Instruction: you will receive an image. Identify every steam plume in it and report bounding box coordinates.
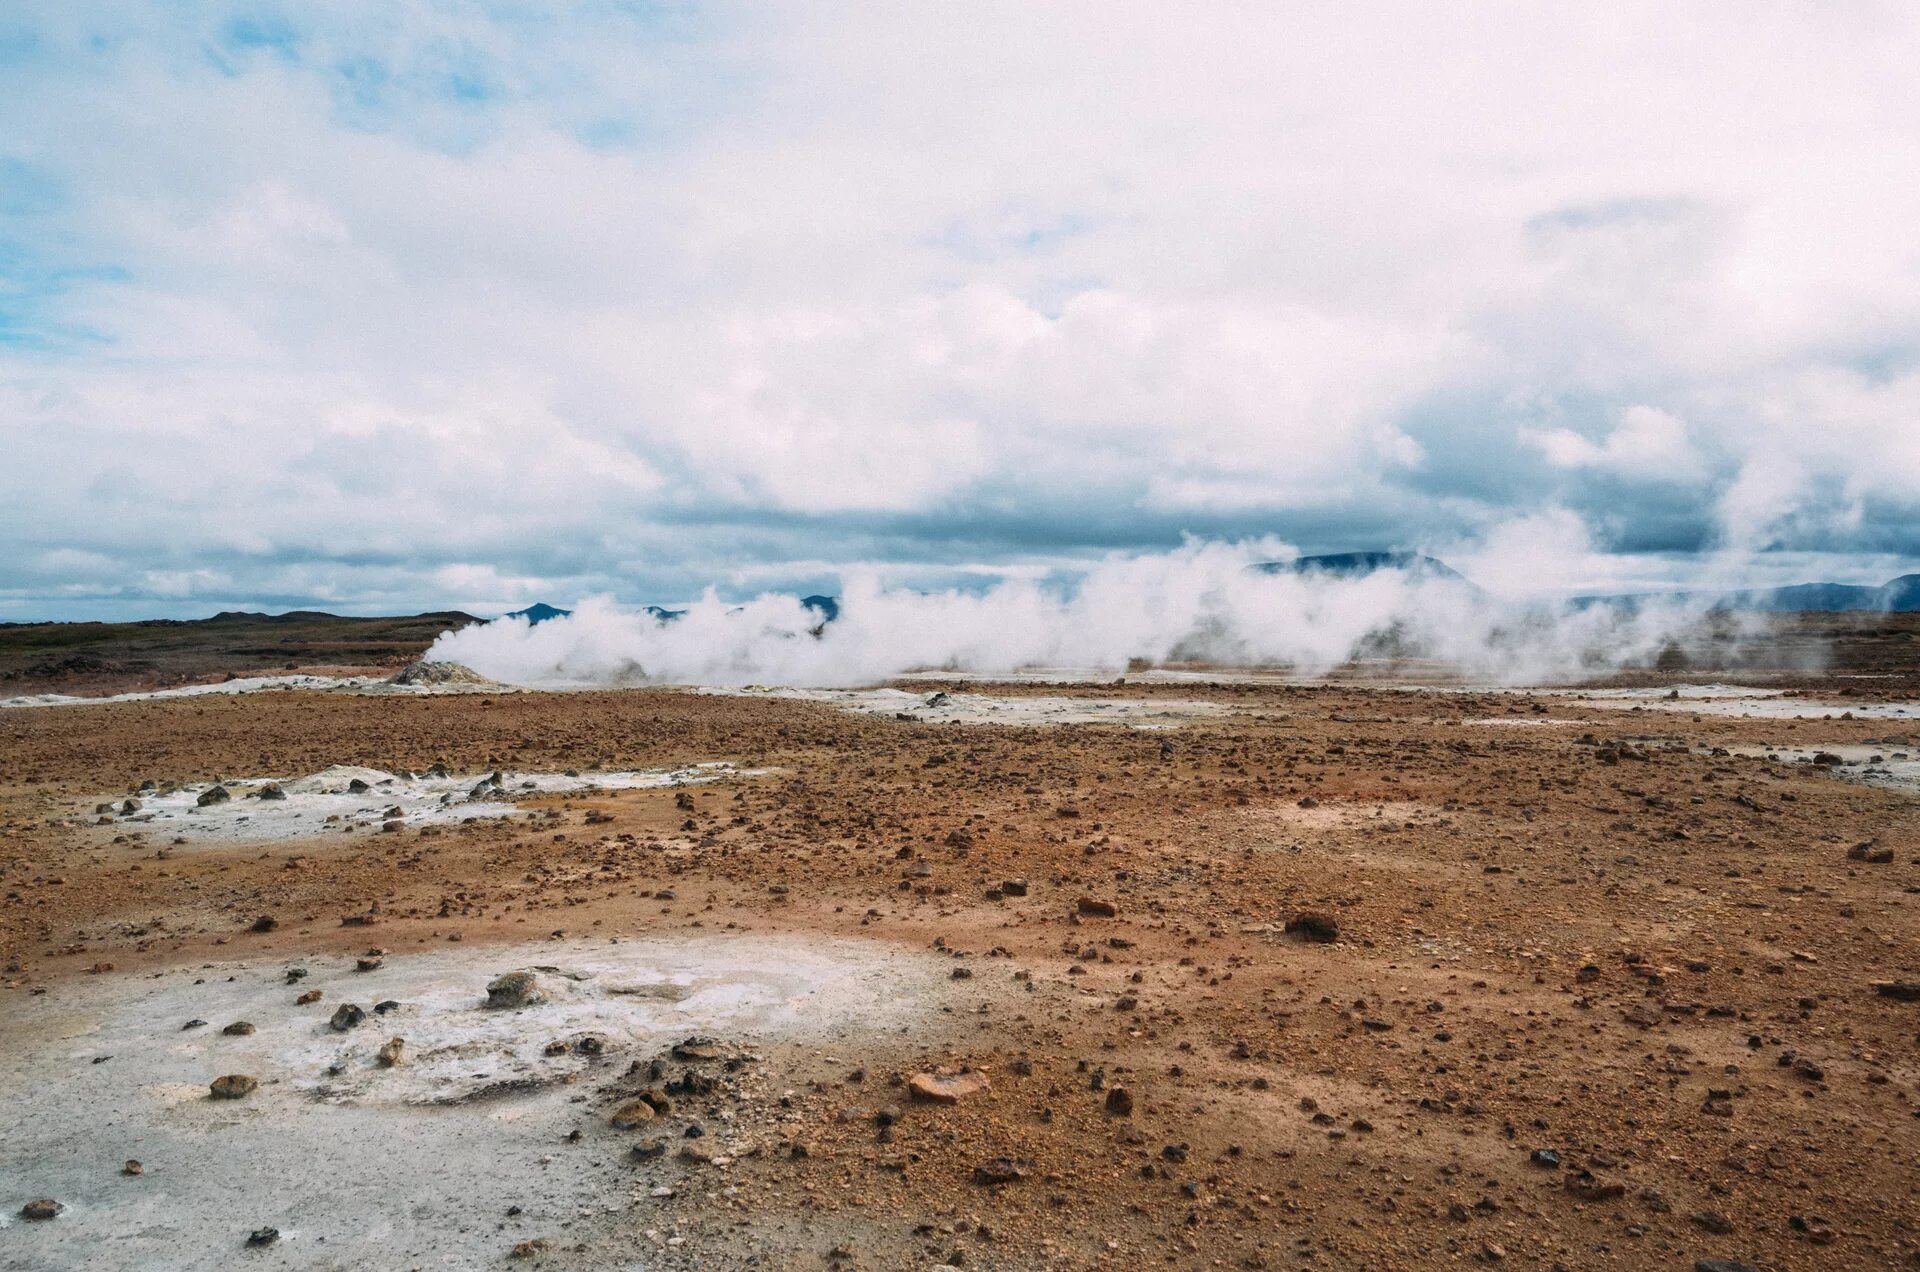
[426,539,1743,688]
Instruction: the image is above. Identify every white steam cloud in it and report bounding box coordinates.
[426,539,1746,689]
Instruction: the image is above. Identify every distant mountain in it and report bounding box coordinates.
[1251,551,1470,583]
[1578,573,1920,613]
[504,602,571,624]
[194,609,479,625]
[1885,575,1920,609]
[639,594,838,626]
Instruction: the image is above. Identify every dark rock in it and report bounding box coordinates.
[246,1228,279,1247]
[209,1074,257,1099]
[672,1036,723,1061]
[329,1003,366,1031]
[972,1156,1027,1185]
[1563,1170,1624,1201]
[20,1199,62,1220]
[1285,911,1340,942]
[486,971,543,1009]
[197,785,231,807]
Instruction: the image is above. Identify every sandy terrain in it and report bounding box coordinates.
[2,674,1918,1271]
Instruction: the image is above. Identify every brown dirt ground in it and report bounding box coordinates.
[3,678,1919,1270]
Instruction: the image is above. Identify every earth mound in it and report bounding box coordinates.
[388,660,496,687]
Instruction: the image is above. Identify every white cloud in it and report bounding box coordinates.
[0,2,1917,616]
[1524,406,1705,481]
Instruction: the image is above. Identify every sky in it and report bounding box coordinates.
[3,1,1919,621]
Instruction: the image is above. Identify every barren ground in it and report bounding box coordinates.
[2,668,1918,1271]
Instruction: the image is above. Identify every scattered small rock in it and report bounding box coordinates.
[486,971,544,1009]
[972,1156,1027,1185]
[909,1069,990,1104]
[1285,911,1340,943]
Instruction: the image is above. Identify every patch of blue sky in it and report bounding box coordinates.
[0,240,125,352]
[0,157,65,218]
[203,11,301,76]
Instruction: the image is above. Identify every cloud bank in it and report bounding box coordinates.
[2,3,1919,618]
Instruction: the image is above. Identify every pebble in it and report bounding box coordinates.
[20,1199,62,1220]
[1284,911,1340,942]
[972,1157,1027,1185]
[329,1003,366,1031]
[908,1069,990,1104]
[486,971,543,1009]
[209,1074,258,1099]
[611,1100,657,1128]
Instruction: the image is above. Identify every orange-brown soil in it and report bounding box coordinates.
[3,680,1918,1270]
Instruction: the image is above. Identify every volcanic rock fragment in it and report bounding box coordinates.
[486,971,544,1009]
[1285,911,1340,943]
[908,1069,990,1104]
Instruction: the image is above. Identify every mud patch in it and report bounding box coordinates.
[1254,799,1438,833]
[1557,683,1919,720]
[80,762,765,845]
[702,685,1235,728]
[0,934,962,1271]
[1718,742,1920,797]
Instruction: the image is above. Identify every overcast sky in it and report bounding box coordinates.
[4,2,1919,620]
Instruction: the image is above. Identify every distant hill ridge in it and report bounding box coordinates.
[1251,551,1469,582]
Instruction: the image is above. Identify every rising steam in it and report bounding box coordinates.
[426,539,1751,688]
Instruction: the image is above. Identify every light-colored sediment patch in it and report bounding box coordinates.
[0,934,962,1271]
[1246,799,1438,834]
[700,685,1236,728]
[1717,743,1920,797]
[81,763,764,845]
[2,672,513,709]
[1553,683,1919,720]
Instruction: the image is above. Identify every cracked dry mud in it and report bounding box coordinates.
[1,676,1917,1271]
